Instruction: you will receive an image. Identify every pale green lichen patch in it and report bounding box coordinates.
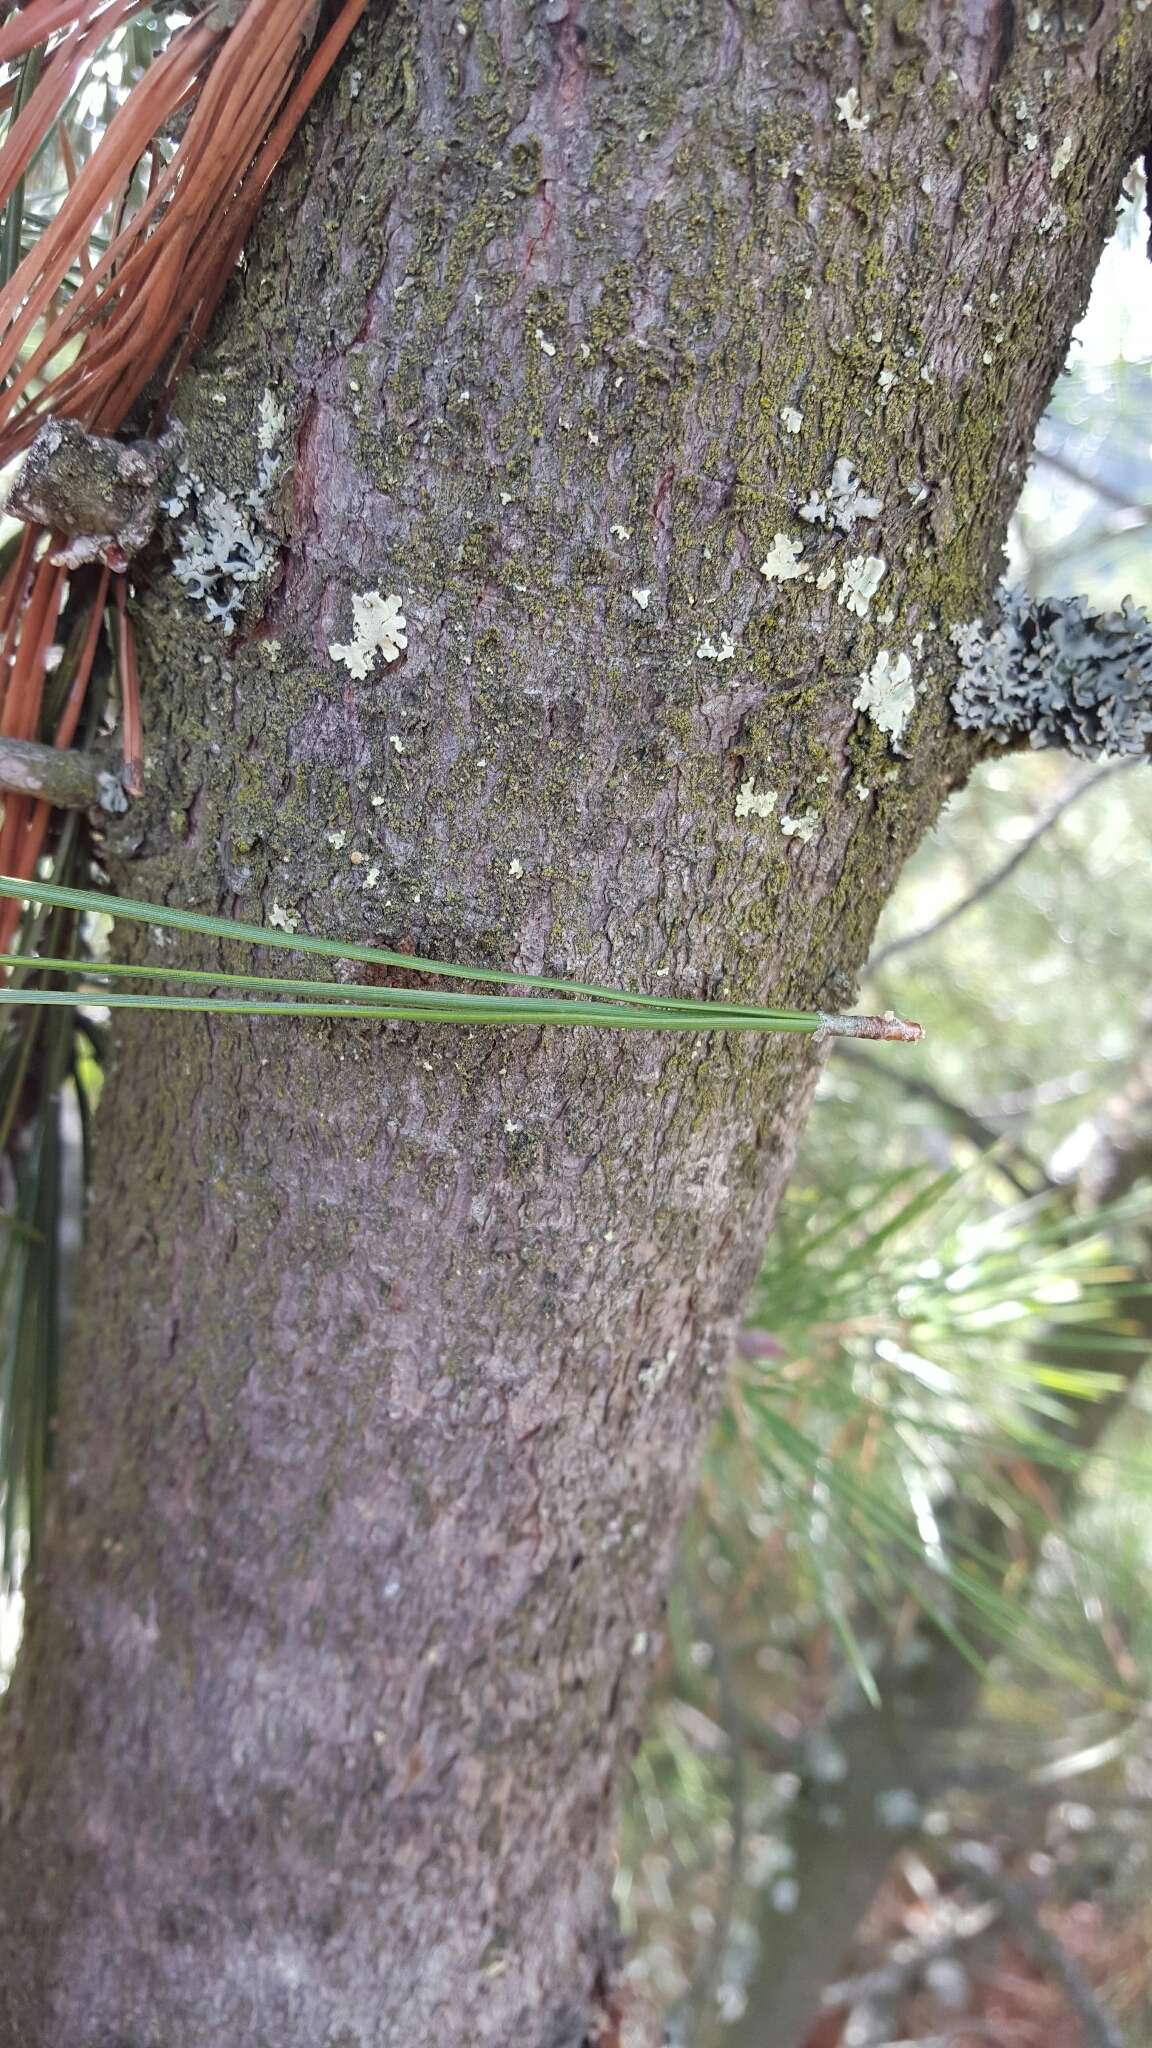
[760,534,805,582]
[854,648,916,743]
[696,631,736,662]
[838,554,886,619]
[734,778,777,820]
[257,389,286,451]
[329,592,408,679]
[780,809,820,842]
[834,86,869,133]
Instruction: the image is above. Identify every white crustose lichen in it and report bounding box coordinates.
[826,457,883,533]
[799,458,883,535]
[169,488,279,626]
[167,386,286,628]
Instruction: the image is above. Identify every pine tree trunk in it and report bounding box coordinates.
[2,6,1148,2043]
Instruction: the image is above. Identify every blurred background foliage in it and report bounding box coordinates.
[620,172,1152,2048]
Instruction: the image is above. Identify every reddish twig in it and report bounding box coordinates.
[112,573,141,796]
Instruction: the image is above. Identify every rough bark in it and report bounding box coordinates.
[2,5,1150,2045]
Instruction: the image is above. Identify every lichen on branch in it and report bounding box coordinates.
[952,588,1152,760]
[5,419,182,570]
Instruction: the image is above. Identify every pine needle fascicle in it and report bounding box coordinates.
[0,876,925,1043]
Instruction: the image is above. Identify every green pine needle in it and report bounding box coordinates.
[0,864,920,1597]
[0,876,924,1044]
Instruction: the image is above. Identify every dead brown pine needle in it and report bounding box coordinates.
[0,0,367,922]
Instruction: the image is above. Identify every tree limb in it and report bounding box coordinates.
[1034,442,1152,518]
[951,591,1152,758]
[0,737,126,812]
[832,1042,1056,1196]
[868,759,1137,971]
[950,1853,1126,2048]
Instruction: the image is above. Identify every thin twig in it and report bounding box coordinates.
[951,1852,1126,2048]
[112,572,141,795]
[1034,442,1152,517]
[972,1070,1099,1119]
[868,760,1139,973]
[0,734,120,808]
[1022,510,1152,588]
[832,1043,1055,1196]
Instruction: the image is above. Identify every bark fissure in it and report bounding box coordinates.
[1,4,1150,2044]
